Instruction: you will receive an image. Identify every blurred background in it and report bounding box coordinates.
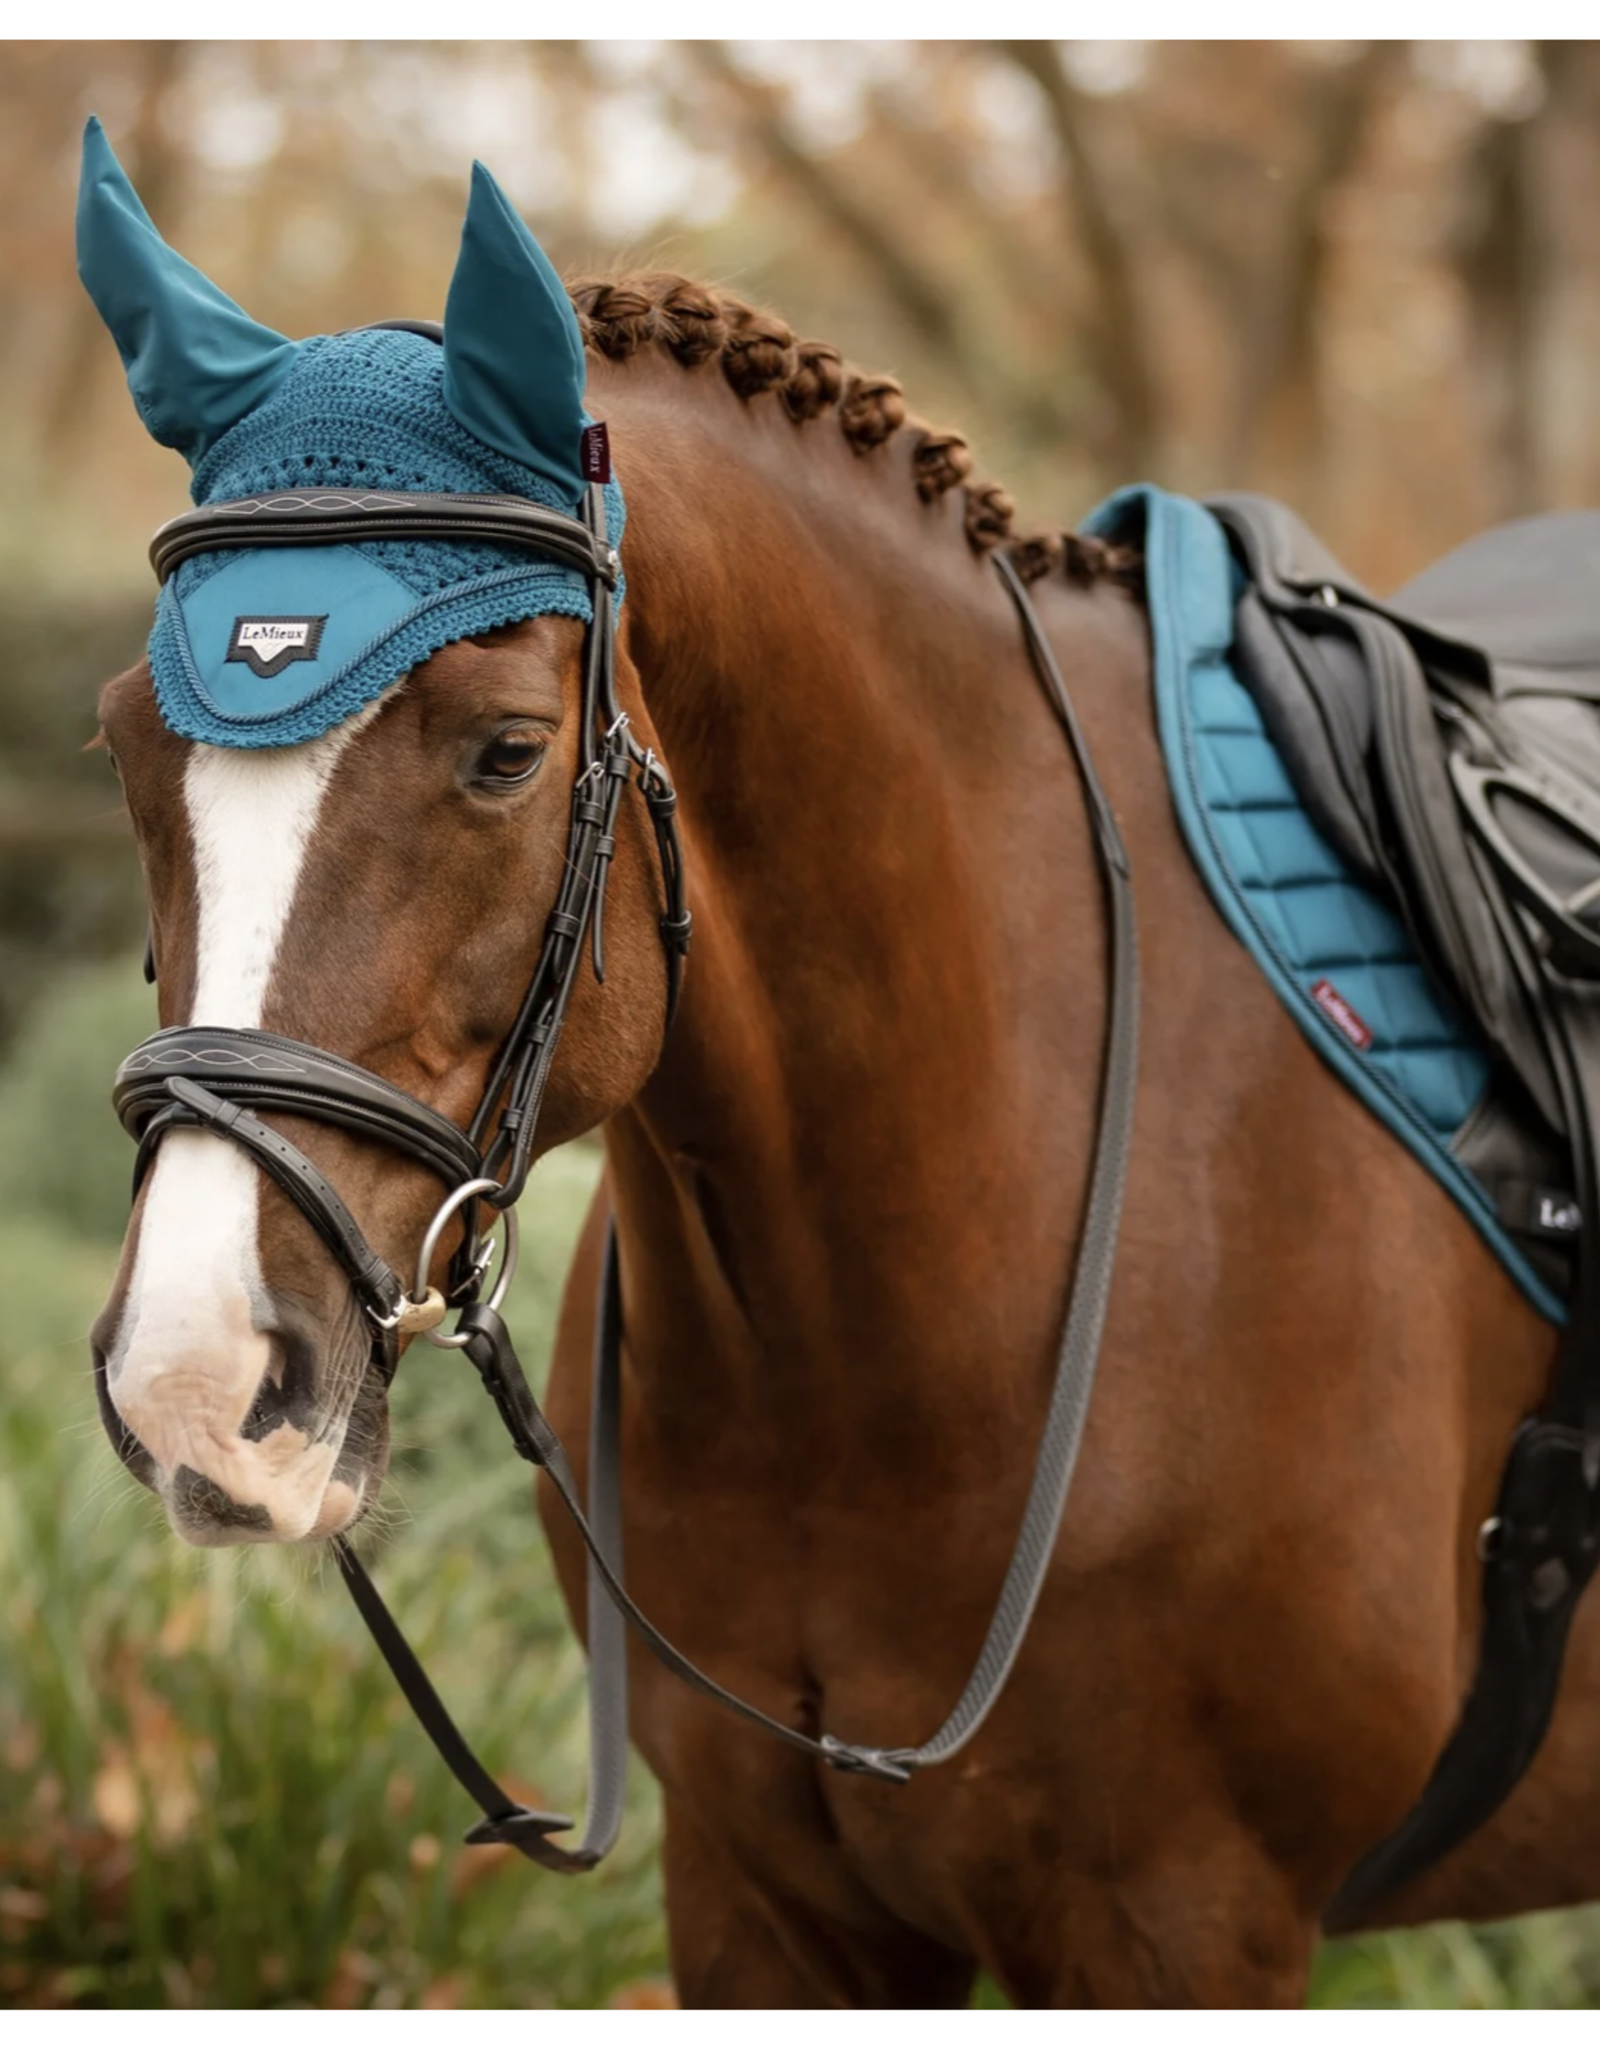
[4,37,1600,2009]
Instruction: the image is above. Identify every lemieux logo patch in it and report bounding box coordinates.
[1310,976,1374,1052]
[226,615,328,680]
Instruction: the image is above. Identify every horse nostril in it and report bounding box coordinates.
[239,1324,319,1441]
[170,1464,273,1533]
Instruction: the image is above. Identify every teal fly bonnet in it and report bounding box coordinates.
[76,117,623,749]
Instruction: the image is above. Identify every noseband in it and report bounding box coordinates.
[110,423,1141,1875]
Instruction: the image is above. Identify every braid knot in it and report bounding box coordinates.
[566,270,1141,588]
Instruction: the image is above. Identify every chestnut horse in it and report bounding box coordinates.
[89,272,1600,2003]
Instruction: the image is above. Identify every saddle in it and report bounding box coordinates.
[1209,495,1600,1924]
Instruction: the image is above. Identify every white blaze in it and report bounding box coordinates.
[110,723,366,1540]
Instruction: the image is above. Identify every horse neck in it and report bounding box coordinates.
[600,365,1130,1422]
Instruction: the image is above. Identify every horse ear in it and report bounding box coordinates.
[76,116,298,467]
[442,162,586,505]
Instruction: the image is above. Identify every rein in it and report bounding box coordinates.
[113,490,1139,1874]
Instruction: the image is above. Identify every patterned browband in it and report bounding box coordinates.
[149,490,621,587]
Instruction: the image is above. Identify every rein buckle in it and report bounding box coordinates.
[818,1735,916,1785]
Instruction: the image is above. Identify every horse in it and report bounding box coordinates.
[79,131,1600,2006]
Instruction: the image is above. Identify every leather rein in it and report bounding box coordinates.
[114,476,1140,1874]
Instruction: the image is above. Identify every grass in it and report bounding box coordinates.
[2,959,1599,2006]
[0,1158,670,2009]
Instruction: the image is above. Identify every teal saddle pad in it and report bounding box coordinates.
[1084,484,1563,1325]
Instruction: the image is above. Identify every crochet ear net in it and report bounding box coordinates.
[76,117,299,468]
[441,162,588,507]
[78,128,587,504]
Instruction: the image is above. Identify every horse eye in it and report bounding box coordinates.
[475,729,546,786]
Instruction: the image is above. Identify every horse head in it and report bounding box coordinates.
[82,122,676,1544]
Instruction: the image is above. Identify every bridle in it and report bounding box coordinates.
[109,364,1141,1875]
[121,473,689,1354]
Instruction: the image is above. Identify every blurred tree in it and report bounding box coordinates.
[0,599,146,1046]
[2,39,1600,1044]
[8,40,1599,570]
[43,41,187,455]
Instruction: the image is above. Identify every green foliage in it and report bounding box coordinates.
[1310,1917,1600,2009]
[0,954,156,1240]
[0,953,668,2007]
[2,959,1599,2007]
[0,596,150,1050]
[0,1153,669,2010]
[0,599,147,769]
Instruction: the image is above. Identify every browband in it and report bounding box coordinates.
[150,490,621,587]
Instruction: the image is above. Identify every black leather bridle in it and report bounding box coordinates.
[124,474,689,1342]
[112,389,1140,1874]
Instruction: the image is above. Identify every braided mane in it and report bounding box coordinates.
[570,273,1142,597]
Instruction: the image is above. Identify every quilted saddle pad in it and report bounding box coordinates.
[1085,484,1562,1324]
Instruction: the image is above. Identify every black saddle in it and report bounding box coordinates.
[1207,494,1600,1926]
[1397,511,1600,699]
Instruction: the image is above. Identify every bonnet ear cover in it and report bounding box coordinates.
[76,116,299,467]
[443,162,587,507]
[84,133,621,751]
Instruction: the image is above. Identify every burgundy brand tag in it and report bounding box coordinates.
[1311,977,1374,1051]
[580,421,612,484]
